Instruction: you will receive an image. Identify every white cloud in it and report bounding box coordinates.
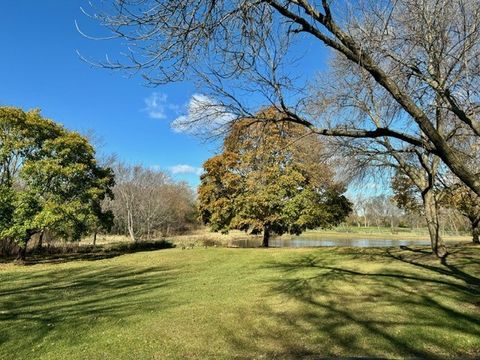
[171,94,236,135]
[144,92,178,119]
[169,164,204,176]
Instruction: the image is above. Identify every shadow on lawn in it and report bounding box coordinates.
[228,246,480,359]
[0,263,179,358]
[395,244,480,288]
[3,240,175,265]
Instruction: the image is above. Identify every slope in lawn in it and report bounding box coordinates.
[0,245,479,359]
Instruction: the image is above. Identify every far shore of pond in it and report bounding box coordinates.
[84,227,472,247]
[293,229,470,242]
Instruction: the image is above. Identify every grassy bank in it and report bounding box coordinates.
[1,245,479,359]
[80,229,259,247]
[297,227,471,242]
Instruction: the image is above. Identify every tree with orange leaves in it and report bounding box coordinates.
[198,109,351,247]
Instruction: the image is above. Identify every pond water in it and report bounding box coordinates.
[269,238,432,248]
[230,237,432,248]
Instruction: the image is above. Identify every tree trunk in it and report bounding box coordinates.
[93,231,97,246]
[262,225,270,248]
[127,209,136,242]
[422,189,448,258]
[18,246,27,261]
[17,230,35,261]
[471,219,479,244]
[36,230,44,252]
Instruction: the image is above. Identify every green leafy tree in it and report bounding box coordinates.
[198,109,351,247]
[0,107,114,259]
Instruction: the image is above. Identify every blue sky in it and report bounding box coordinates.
[0,1,217,185]
[0,1,338,189]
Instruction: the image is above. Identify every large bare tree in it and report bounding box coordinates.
[82,0,480,194]
[309,51,461,257]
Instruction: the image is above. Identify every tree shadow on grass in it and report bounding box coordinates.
[225,247,480,359]
[392,244,480,288]
[0,263,180,359]
[2,240,175,265]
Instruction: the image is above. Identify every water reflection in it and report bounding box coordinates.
[270,238,432,248]
[230,238,432,248]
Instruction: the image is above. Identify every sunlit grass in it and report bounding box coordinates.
[1,245,478,359]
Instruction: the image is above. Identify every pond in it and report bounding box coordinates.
[269,238,432,248]
[229,237,433,248]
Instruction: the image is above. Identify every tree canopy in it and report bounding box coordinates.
[0,107,114,259]
[198,109,351,246]
[88,0,480,196]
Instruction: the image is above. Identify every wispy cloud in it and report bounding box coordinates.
[172,93,236,134]
[169,164,204,176]
[144,92,178,119]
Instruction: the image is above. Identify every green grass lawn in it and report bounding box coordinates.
[1,245,479,359]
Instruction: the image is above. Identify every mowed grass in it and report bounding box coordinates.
[1,245,479,359]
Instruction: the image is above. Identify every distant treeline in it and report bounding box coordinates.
[104,162,198,243]
[345,194,473,235]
